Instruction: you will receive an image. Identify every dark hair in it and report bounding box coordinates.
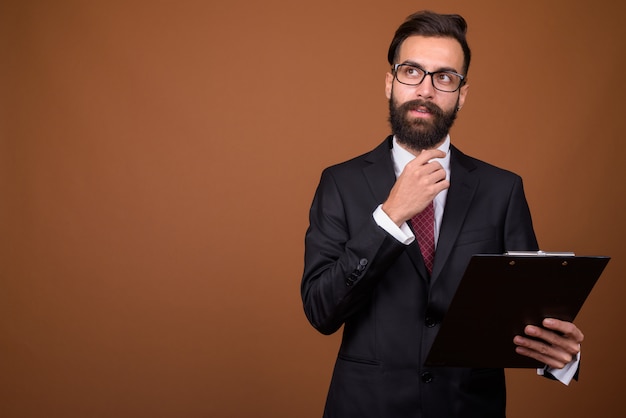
[387,11,471,75]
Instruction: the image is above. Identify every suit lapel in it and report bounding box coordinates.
[431,145,478,283]
[362,137,396,205]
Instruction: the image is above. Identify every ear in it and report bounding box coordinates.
[457,82,469,109]
[385,72,394,99]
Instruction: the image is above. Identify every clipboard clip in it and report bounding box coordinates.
[505,250,576,257]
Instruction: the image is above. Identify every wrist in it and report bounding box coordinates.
[381,202,405,227]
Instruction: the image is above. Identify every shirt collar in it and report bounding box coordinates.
[391,135,451,180]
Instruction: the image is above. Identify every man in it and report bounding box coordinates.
[301,11,583,418]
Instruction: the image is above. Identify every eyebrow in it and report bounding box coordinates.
[401,60,461,75]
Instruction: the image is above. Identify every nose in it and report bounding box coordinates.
[414,74,435,99]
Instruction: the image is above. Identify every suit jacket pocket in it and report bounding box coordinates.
[337,353,381,367]
[326,354,384,417]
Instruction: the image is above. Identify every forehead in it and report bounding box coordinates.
[397,35,465,72]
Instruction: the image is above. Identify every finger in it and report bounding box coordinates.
[524,325,581,356]
[514,344,572,369]
[542,318,585,343]
[402,160,446,187]
[537,319,584,357]
[514,322,583,368]
[405,155,443,174]
[416,148,447,164]
[426,163,447,182]
[513,335,577,368]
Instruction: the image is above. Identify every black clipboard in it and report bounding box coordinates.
[424,252,610,368]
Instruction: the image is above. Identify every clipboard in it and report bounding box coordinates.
[424,252,610,368]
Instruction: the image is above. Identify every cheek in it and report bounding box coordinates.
[389,88,412,108]
[439,96,461,113]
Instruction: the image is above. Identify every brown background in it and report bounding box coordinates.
[1,1,625,417]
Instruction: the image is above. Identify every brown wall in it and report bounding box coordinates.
[2,1,625,417]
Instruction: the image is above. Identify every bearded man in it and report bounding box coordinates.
[301,10,583,418]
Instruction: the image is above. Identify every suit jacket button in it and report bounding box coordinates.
[421,372,434,383]
[357,258,368,271]
[425,316,437,327]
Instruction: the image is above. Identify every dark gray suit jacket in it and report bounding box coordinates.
[302,136,538,418]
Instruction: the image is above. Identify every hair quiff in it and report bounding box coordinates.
[387,10,472,75]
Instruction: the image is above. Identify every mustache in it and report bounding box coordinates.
[400,99,444,116]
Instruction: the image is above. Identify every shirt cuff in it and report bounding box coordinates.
[536,351,580,385]
[373,204,415,245]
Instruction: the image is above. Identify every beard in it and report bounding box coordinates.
[388,94,459,151]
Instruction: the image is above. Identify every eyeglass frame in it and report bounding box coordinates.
[392,63,466,93]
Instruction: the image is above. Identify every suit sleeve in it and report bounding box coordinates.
[502,177,582,382]
[301,168,406,335]
[503,176,539,251]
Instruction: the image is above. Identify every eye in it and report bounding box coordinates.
[435,72,453,84]
[402,65,423,79]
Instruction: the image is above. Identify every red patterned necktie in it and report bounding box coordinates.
[410,201,435,274]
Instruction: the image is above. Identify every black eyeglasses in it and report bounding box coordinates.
[393,63,465,92]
